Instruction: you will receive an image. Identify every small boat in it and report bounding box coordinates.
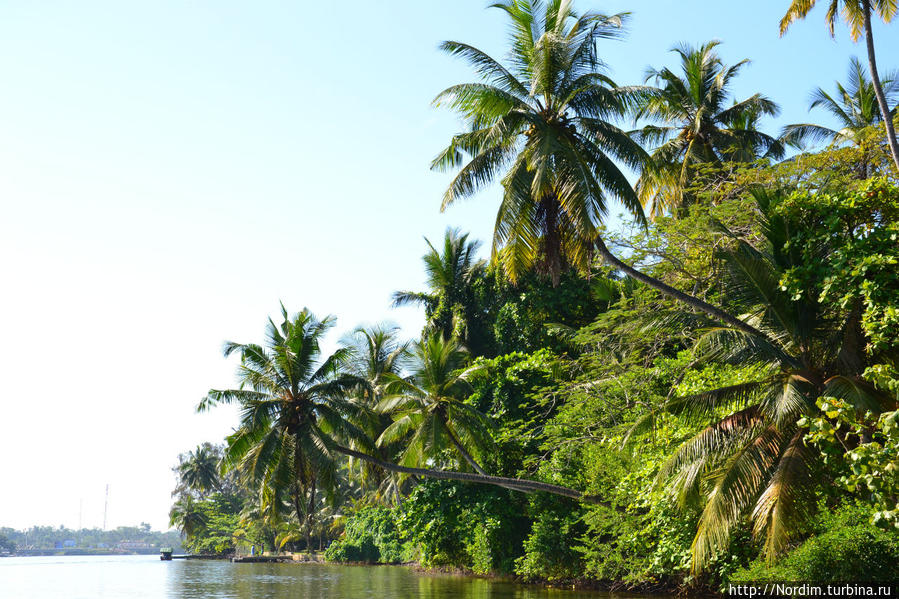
[160,548,173,561]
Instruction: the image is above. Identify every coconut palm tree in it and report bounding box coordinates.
[340,324,410,503]
[169,495,208,542]
[627,189,891,571]
[173,443,223,498]
[634,41,783,217]
[377,335,494,475]
[781,57,898,159]
[198,306,369,552]
[780,0,899,171]
[432,0,648,286]
[392,229,489,354]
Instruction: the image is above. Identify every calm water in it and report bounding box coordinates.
[0,555,645,599]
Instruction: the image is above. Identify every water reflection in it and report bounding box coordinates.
[164,561,643,599]
[1,555,650,599]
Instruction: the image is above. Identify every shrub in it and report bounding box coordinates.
[324,506,408,564]
[729,504,899,583]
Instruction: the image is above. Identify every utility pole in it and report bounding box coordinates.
[103,485,109,531]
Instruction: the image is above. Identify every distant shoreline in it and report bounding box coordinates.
[8,549,169,557]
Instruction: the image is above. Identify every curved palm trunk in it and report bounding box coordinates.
[863,0,899,172]
[438,414,529,493]
[594,236,770,340]
[445,426,489,476]
[332,444,617,509]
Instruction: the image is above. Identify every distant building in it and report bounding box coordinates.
[63,540,76,547]
[116,541,151,551]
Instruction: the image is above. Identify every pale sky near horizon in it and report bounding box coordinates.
[1,1,896,532]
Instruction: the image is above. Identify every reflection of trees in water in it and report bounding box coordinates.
[165,561,627,599]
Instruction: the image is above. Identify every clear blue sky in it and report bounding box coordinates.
[1,1,895,531]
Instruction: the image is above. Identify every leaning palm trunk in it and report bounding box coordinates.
[332,444,615,508]
[441,420,529,493]
[443,422,489,476]
[594,236,769,339]
[863,0,899,172]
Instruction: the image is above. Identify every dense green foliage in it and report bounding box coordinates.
[323,506,408,564]
[730,503,899,584]
[172,0,899,590]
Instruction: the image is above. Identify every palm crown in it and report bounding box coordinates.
[173,443,224,498]
[782,56,899,149]
[634,42,783,218]
[780,0,897,41]
[377,335,494,475]
[433,0,648,285]
[392,229,487,353]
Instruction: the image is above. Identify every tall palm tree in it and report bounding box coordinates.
[198,306,368,552]
[340,324,410,502]
[634,41,783,217]
[173,443,223,498]
[628,190,891,571]
[781,56,898,156]
[432,0,648,286]
[377,335,494,475]
[392,229,488,354]
[780,0,899,171]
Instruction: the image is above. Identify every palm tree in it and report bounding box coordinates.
[198,305,368,552]
[340,324,410,502]
[173,443,223,498]
[377,335,494,475]
[634,41,783,217]
[781,57,898,162]
[628,189,891,571]
[780,0,899,171]
[169,495,208,542]
[392,229,488,354]
[432,0,648,286]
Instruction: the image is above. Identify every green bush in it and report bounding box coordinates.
[515,498,586,581]
[324,506,408,564]
[399,479,530,573]
[729,504,899,583]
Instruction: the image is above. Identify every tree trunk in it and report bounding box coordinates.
[441,417,488,475]
[863,0,899,172]
[540,195,563,287]
[441,418,529,493]
[332,443,618,509]
[305,481,316,554]
[594,236,770,340]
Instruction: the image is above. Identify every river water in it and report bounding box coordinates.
[0,555,644,598]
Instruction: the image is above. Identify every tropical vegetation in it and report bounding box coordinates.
[170,0,899,591]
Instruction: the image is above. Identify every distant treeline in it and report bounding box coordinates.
[0,525,182,553]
